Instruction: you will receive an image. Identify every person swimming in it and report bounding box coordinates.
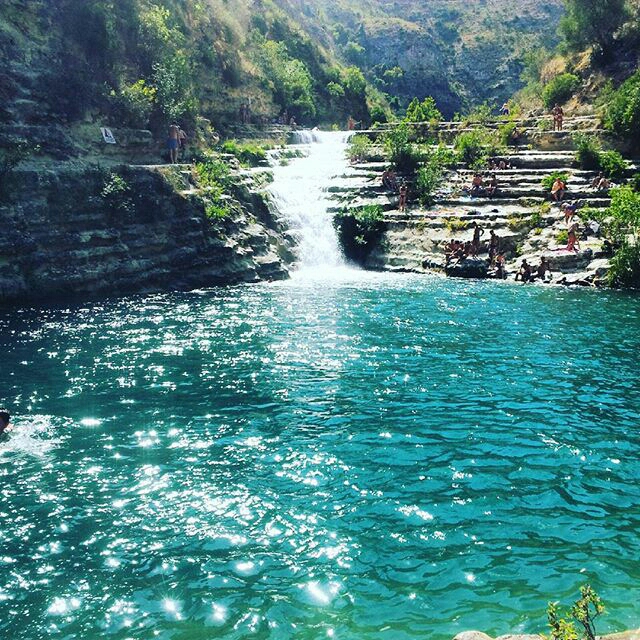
[0,408,11,439]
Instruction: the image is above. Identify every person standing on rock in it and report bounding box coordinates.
[551,177,566,202]
[488,230,499,264]
[471,221,485,256]
[178,127,188,158]
[398,181,408,212]
[566,223,580,252]
[167,123,180,164]
[552,104,564,131]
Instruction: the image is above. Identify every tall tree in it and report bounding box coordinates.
[560,0,629,56]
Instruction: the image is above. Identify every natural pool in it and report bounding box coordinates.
[1,273,640,640]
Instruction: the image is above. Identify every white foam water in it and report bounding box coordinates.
[268,130,353,272]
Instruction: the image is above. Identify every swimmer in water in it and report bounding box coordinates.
[0,408,11,439]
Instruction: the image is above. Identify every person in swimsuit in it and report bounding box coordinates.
[0,408,11,439]
[167,123,180,164]
[471,221,485,256]
[551,177,566,202]
[488,230,499,264]
[515,259,532,282]
[398,181,408,212]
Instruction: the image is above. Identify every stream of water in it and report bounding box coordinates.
[1,134,639,640]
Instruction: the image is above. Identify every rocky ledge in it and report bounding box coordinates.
[333,117,638,287]
[0,161,294,305]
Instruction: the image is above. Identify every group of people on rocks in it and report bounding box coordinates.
[515,256,553,283]
[464,172,499,198]
[444,224,510,278]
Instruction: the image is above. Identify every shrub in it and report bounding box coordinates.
[542,73,581,109]
[498,121,519,147]
[347,134,373,163]
[605,70,640,148]
[454,129,502,168]
[333,205,385,263]
[100,172,133,214]
[205,202,231,219]
[415,162,443,208]
[383,123,421,174]
[195,157,232,190]
[221,140,269,167]
[404,97,442,124]
[508,215,531,231]
[444,217,469,233]
[574,134,602,170]
[608,243,640,288]
[462,102,494,125]
[110,80,157,129]
[574,135,628,180]
[548,585,604,640]
[556,229,569,244]
[599,150,628,181]
[631,173,640,192]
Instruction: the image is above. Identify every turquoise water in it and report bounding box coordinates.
[2,273,640,640]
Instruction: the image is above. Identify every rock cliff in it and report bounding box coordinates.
[0,160,294,305]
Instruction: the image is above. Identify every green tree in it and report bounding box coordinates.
[404,97,443,123]
[605,69,640,149]
[560,0,629,56]
[259,40,316,118]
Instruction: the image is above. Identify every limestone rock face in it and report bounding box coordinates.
[0,164,294,305]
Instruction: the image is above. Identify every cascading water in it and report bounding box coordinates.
[268,130,352,273]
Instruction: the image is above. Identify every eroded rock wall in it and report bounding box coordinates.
[0,164,294,305]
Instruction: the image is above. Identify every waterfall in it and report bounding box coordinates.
[268,130,352,273]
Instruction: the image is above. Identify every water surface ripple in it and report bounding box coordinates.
[1,274,639,639]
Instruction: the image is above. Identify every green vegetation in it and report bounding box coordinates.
[444,217,469,233]
[559,0,629,58]
[601,186,640,287]
[100,172,134,215]
[574,134,602,170]
[548,585,604,640]
[383,124,422,174]
[454,129,503,169]
[542,73,581,109]
[574,134,628,180]
[220,140,269,167]
[604,70,640,148]
[194,156,235,221]
[415,163,442,208]
[333,205,385,263]
[404,97,442,124]
[347,135,374,163]
[599,150,628,182]
[556,229,569,244]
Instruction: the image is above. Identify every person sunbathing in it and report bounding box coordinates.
[469,173,484,196]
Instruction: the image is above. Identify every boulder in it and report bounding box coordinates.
[446,257,489,279]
